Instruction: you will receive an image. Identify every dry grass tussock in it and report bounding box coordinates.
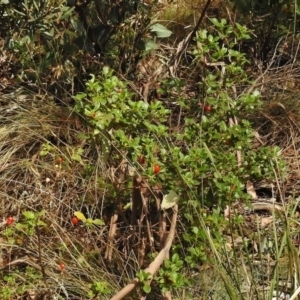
[0,90,126,299]
[248,62,300,193]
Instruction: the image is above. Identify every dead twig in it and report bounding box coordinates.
[169,0,212,75]
[105,214,118,261]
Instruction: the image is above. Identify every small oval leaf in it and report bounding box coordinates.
[74,211,86,221]
[86,218,93,225]
[92,218,105,225]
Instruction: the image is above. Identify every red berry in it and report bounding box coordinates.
[138,156,145,164]
[59,263,65,271]
[6,217,14,225]
[57,157,63,164]
[204,105,212,113]
[71,216,79,225]
[153,164,160,174]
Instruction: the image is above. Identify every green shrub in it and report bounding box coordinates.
[74,19,284,209]
[73,18,286,296]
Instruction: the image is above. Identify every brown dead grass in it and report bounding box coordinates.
[0,90,123,299]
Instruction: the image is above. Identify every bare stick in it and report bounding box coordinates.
[140,192,153,248]
[110,205,178,300]
[105,214,118,261]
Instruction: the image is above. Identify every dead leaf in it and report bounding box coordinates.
[246,181,258,200]
[261,216,273,228]
[224,205,231,218]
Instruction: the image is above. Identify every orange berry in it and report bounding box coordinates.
[59,263,65,271]
[204,105,212,113]
[71,216,79,225]
[153,164,160,174]
[6,217,14,225]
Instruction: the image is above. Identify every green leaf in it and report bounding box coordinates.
[192,227,199,234]
[103,66,110,75]
[60,7,74,20]
[71,148,83,162]
[145,39,159,51]
[73,93,86,101]
[199,29,207,39]
[253,90,260,97]
[23,211,35,220]
[86,218,93,225]
[37,220,46,227]
[124,202,131,210]
[44,28,54,37]
[71,152,82,162]
[150,23,172,38]
[40,149,48,156]
[143,284,151,294]
[92,219,105,225]
[77,255,85,265]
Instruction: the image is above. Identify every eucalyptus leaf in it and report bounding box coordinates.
[161,190,179,210]
[145,39,159,51]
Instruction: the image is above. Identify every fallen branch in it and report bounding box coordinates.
[110,204,178,300]
[247,202,283,212]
